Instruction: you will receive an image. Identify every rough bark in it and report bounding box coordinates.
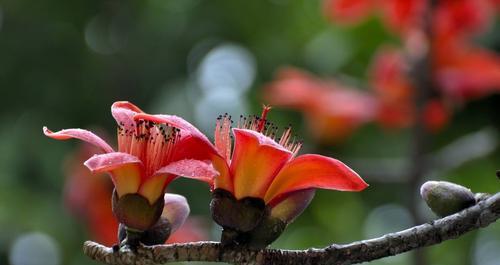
[84,192,499,265]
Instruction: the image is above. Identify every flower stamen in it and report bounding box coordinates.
[118,120,180,176]
[231,105,303,156]
[215,113,233,162]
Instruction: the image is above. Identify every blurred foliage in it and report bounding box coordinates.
[0,0,499,264]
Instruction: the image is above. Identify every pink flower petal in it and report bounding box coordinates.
[84,152,143,197]
[154,159,218,185]
[111,101,144,131]
[134,113,232,191]
[162,193,190,233]
[133,113,209,142]
[84,152,142,173]
[43,127,114,153]
[264,154,368,204]
[138,159,218,204]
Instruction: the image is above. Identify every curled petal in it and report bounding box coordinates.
[269,189,316,223]
[133,113,206,139]
[231,128,292,199]
[111,101,143,131]
[84,152,143,197]
[43,127,114,153]
[132,113,220,161]
[264,154,368,203]
[139,174,172,205]
[162,193,190,233]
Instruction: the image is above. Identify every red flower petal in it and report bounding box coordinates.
[138,159,219,204]
[153,159,218,185]
[133,113,232,191]
[84,152,143,197]
[43,127,114,153]
[264,154,368,204]
[436,45,500,100]
[138,174,171,205]
[111,101,144,131]
[231,128,292,199]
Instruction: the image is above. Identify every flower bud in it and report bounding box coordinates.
[242,189,315,249]
[269,189,315,223]
[420,181,476,217]
[112,189,164,231]
[210,189,266,233]
[162,193,190,233]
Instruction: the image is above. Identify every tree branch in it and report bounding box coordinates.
[84,192,500,265]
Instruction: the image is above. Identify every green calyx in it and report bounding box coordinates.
[420,181,476,217]
[210,188,287,249]
[112,189,164,231]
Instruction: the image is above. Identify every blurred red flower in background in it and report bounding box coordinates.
[325,0,495,37]
[64,142,117,246]
[264,68,378,142]
[264,0,500,142]
[370,47,450,132]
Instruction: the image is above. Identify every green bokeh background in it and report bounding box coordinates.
[0,0,499,264]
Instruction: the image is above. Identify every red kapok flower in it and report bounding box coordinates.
[64,141,209,246]
[206,105,368,248]
[44,101,218,246]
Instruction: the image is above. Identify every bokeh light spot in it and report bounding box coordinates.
[473,226,500,265]
[196,44,256,94]
[195,91,248,133]
[363,204,412,265]
[84,15,121,55]
[9,232,61,265]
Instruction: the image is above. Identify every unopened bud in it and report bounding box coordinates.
[270,189,315,223]
[162,193,190,233]
[420,181,475,217]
